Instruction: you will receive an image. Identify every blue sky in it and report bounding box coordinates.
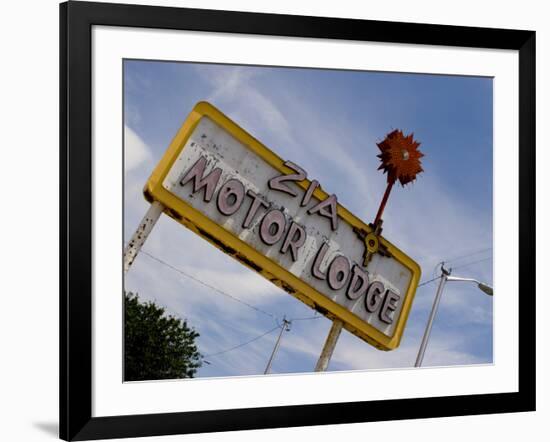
[124,59,493,378]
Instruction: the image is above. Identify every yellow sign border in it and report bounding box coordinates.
[144,101,421,351]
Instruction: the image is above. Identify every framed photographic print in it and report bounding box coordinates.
[60,1,536,440]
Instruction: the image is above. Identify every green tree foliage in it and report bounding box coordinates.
[125,292,202,381]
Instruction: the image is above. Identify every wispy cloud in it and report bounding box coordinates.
[196,65,294,145]
[124,125,152,171]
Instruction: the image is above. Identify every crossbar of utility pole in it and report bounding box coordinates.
[315,319,344,372]
[124,201,165,274]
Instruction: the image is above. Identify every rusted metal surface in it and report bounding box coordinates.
[361,130,424,267]
[373,130,424,225]
[123,200,164,274]
[377,129,424,187]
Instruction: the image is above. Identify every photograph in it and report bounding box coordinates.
[122,59,494,381]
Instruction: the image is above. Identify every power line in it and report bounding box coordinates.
[430,247,492,279]
[290,315,321,321]
[445,247,492,265]
[140,249,278,320]
[137,251,292,367]
[418,276,441,287]
[203,325,281,359]
[420,255,492,288]
[452,256,492,270]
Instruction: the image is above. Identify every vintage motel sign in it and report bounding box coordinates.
[141,101,421,351]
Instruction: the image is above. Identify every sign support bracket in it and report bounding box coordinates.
[314,319,344,372]
[124,200,165,274]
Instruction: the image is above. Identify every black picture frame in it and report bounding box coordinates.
[60,1,536,440]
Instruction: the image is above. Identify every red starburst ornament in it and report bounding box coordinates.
[374,130,424,224]
[377,129,424,186]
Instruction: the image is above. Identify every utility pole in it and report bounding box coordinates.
[415,264,450,367]
[264,317,291,374]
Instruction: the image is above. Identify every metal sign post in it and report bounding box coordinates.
[315,319,344,372]
[123,200,165,274]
